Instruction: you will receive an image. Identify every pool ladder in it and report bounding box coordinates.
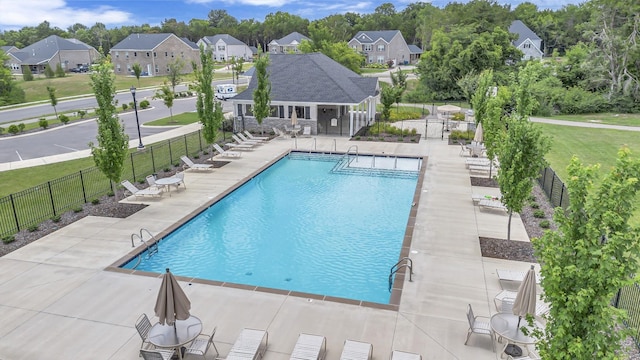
[130,228,159,269]
[389,257,413,292]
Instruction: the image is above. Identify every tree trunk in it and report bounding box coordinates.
[507,209,512,241]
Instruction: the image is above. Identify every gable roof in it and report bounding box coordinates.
[181,37,199,49]
[249,46,258,55]
[234,53,377,104]
[1,45,19,53]
[408,45,423,54]
[111,33,181,51]
[509,20,541,47]
[352,30,400,44]
[10,35,94,65]
[203,34,247,47]
[271,32,310,46]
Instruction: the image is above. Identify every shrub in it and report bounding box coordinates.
[174,163,180,167]
[73,207,83,213]
[451,112,465,121]
[389,110,422,122]
[355,136,361,140]
[51,215,61,223]
[91,198,100,205]
[44,65,55,78]
[528,194,536,202]
[39,118,49,129]
[55,63,65,77]
[539,220,551,228]
[77,110,86,119]
[139,99,150,109]
[533,209,546,218]
[0,127,4,135]
[530,202,540,209]
[27,225,39,232]
[2,235,15,244]
[7,124,19,135]
[194,154,200,159]
[107,191,115,197]
[122,103,129,111]
[17,123,25,132]
[59,114,69,124]
[23,67,34,81]
[129,102,135,109]
[163,167,171,172]
[202,150,209,155]
[449,130,474,141]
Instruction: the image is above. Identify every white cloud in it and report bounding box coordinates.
[186,0,291,6]
[0,0,132,30]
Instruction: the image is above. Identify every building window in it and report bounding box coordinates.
[125,52,129,59]
[115,51,119,58]
[368,56,374,63]
[146,52,150,57]
[220,55,225,61]
[270,106,279,117]
[166,65,170,72]
[127,64,131,72]
[181,51,184,59]
[524,43,531,49]
[377,44,385,51]
[217,45,225,51]
[363,44,372,52]
[377,56,385,64]
[245,104,253,116]
[153,52,157,57]
[352,45,357,50]
[165,52,168,57]
[155,65,159,74]
[134,52,137,57]
[116,64,121,72]
[171,52,174,58]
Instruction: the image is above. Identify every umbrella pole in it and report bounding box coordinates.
[517,315,522,328]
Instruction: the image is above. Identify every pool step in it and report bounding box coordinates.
[331,156,419,179]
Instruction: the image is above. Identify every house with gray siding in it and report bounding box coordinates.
[509,20,543,60]
[348,30,421,66]
[197,34,254,62]
[268,32,310,54]
[110,33,200,76]
[3,36,99,75]
[232,53,378,137]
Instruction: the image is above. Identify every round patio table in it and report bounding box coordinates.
[148,315,202,359]
[155,177,182,197]
[490,313,540,358]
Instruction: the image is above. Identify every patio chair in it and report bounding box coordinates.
[135,313,155,351]
[213,143,242,158]
[146,174,160,191]
[496,269,541,289]
[227,328,268,360]
[232,134,259,146]
[478,199,507,212]
[464,304,495,351]
[244,130,269,141]
[272,127,286,139]
[121,180,162,199]
[180,156,213,171]
[340,340,373,360]
[237,133,263,144]
[173,171,185,190]
[459,141,472,157]
[493,289,517,312]
[390,350,421,360]
[185,327,219,359]
[290,333,326,360]
[507,348,540,360]
[140,349,176,360]
[302,126,312,137]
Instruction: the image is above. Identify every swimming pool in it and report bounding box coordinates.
[121,153,422,304]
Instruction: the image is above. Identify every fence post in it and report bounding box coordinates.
[559,185,565,209]
[184,135,188,156]
[542,167,548,189]
[47,181,56,216]
[79,170,87,203]
[130,153,136,182]
[169,141,173,165]
[151,146,156,173]
[9,194,20,232]
[198,130,203,151]
[550,173,556,206]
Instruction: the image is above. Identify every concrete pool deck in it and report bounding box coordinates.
[0,133,533,360]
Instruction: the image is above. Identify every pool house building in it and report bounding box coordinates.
[232,53,379,136]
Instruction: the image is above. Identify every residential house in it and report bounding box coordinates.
[2,36,99,75]
[197,34,254,62]
[110,33,200,77]
[232,53,378,137]
[348,30,421,66]
[268,32,309,54]
[509,20,543,60]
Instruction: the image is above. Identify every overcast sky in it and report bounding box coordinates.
[0,0,586,31]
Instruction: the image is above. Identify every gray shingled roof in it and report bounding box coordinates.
[408,45,423,54]
[509,20,541,47]
[203,34,246,46]
[111,33,175,50]
[249,46,258,54]
[181,37,199,49]
[1,45,18,53]
[272,32,309,45]
[234,53,377,104]
[10,35,93,65]
[352,30,400,44]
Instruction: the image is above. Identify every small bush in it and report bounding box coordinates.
[530,202,539,209]
[7,124,19,135]
[163,167,171,172]
[539,220,551,229]
[51,215,61,223]
[73,207,83,213]
[17,123,25,132]
[533,209,546,218]
[194,155,200,159]
[528,194,536,202]
[44,65,55,78]
[449,130,474,141]
[122,103,129,110]
[23,67,34,81]
[451,112,465,121]
[139,99,150,109]
[59,114,69,124]
[2,235,15,244]
[39,118,49,129]
[202,150,209,155]
[91,198,100,205]
[77,110,86,119]
[355,136,361,140]
[0,127,4,135]
[27,225,39,232]
[174,163,180,167]
[107,191,115,197]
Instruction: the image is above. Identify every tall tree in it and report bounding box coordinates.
[46,86,58,119]
[153,82,175,122]
[89,57,129,198]
[166,59,184,93]
[193,45,217,145]
[533,148,640,359]
[131,63,142,87]
[0,50,25,105]
[252,51,271,135]
[390,68,407,112]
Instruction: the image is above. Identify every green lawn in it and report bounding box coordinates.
[360,68,388,74]
[541,113,640,127]
[146,112,200,126]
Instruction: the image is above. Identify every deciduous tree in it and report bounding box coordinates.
[167,59,184,93]
[192,45,217,146]
[46,86,58,119]
[153,82,175,122]
[253,51,271,135]
[131,63,142,87]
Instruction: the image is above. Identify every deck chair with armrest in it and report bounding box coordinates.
[180,156,213,171]
[135,313,156,351]
[290,333,326,360]
[185,327,219,359]
[272,127,286,139]
[139,349,175,360]
[232,134,259,146]
[244,130,269,141]
[146,175,160,191]
[237,133,264,144]
[227,328,268,360]
[121,180,162,199]
[213,143,242,158]
[464,304,495,351]
[340,340,373,360]
[390,350,422,360]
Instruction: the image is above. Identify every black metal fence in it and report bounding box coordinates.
[0,129,208,237]
[537,167,570,209]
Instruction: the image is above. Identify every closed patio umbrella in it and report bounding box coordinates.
[155,268,191,326]
[291,109,298,127]
[473,122,484,143]
[512,265,537,327]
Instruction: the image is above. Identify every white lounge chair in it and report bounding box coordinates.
[302,126,311,137]
[232,134,259,146]
[472,194,500,204]
[340,340,372,360]
[185,327,219,359]
[290,334,326,360]
[391,350,421,360]
[244,130,269,141]
[213,143,242,158]
[237,133,263,144]
[478,199,507,212]
[469,165,491,173]
[121,180,162,199]
[225,142,255,150]
[180,156,213,171]
[227,328,268,360]
[272,127,286,139]
[496,269,541,289]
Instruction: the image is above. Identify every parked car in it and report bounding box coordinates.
[70,65,89,73]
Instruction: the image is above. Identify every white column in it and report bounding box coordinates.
[349,105,354,136]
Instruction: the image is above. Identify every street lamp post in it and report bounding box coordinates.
[130,86,144,150]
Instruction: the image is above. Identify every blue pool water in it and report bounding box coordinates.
[122,154,420,304]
